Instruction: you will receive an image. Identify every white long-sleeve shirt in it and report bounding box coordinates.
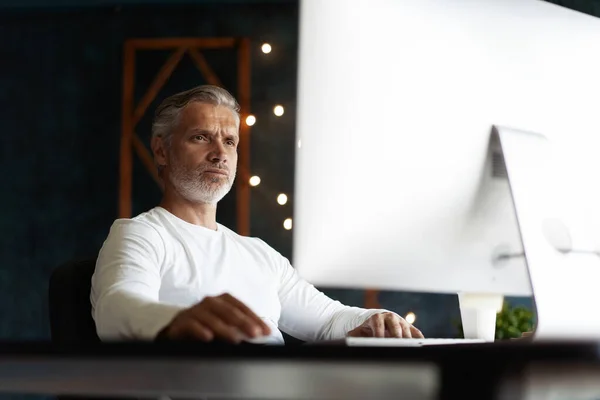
[91,207,386,344]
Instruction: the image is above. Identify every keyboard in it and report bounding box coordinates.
[345,337,487,347]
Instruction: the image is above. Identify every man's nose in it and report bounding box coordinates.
[208,141,228,164]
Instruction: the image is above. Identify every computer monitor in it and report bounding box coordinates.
[293,0,600,339]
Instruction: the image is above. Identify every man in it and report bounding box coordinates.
[91,85,423,344]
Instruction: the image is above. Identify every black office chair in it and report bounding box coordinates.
[48,259,100,344]
[49,260,142,400]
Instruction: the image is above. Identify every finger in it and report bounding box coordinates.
[179,320,215,342]
[384,315,402,338]
[220,293,271,335]
[399,317,412,339]
[166,319,213,342]
[348,325,372,337]
[223,296,271,335]
[197,311,244,344]
[369,314,386,338]
[209,300,263,338]
[165,322,185,340]
[410,325,424,339]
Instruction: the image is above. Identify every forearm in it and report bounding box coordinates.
[279,283,390,341]
[273,249,395,342]
[318,306,391,340]
[93,291,184,341]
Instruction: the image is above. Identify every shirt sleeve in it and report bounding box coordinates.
[273,252,389,342]
[91,219,186,341]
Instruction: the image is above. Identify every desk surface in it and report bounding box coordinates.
[0,341,598,400]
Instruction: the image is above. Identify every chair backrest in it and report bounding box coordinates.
[48,259,100,344]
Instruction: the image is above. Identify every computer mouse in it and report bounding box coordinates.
[243,335,275,345]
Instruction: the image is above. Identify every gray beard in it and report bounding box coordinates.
[168,163,235,205]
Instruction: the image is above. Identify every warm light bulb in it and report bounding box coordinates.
[261,43,272,54]
[245,115,256,126]
[277,193,288,205]
[249,176,261,186]
[283,218,293,230]
[405,312,416,324]
[273,105,284,117]
[297,139,302,149]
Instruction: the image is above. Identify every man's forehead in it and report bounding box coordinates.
[189,126,239,137]
[176,103,239,133]
[183,102,237,122]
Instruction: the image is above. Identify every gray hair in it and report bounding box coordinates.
[151,85,241,147]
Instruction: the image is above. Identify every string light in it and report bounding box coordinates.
[249,176,261,187]
[283,218,293,230]
[277,193,288,205]
[261,43,272,54]
[273,105,284,117]
[405,312,416,324]
[245,115,256,126]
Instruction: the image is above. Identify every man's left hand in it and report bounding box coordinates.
[347,312,424,338]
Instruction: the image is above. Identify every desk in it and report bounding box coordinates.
[0,341,598,400]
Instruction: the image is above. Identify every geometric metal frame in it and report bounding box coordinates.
[119,37,252,236]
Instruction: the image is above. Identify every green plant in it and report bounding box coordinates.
[453,301,534,340]
[495,302,533,340]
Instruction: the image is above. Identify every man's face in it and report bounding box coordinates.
[162,102,239,204]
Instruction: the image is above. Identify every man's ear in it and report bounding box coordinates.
[151,136,168,167]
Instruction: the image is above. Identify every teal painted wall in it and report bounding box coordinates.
[0,2,299,340]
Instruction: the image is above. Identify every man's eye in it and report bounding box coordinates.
[194,135,207,141]
[226,140,236,146]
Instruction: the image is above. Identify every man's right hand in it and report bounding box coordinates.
[160,293,271,344]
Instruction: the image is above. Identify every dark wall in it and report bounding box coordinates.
[549,0,600,14]
[0,2,299,339]
[1,0,597,343]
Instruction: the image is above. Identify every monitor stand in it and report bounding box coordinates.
[493,125,600,341]
[457,125,600,342]
[458,292,504,341]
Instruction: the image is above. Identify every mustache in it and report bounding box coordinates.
[197,163,229,172]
